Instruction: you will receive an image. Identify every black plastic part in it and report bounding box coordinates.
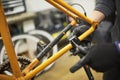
[70,56,86,73]
[69,36,88,56]
[70,55,94,80]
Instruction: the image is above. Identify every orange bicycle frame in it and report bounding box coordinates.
[0,0,98,80]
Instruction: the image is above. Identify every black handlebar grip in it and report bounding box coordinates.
[70,56,88,73]
[70,61,82,73]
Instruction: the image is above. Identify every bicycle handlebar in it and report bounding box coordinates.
[70,56,87,73]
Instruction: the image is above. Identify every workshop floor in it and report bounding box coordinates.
[34,51,103,80]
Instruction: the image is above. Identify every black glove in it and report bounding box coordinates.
[88,43,120,72]
[70,42,120,73]
[68,21,92,56]
[69,20,92,41]
[71,25,90,37]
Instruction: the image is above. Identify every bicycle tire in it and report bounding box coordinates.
[0,33,58,73]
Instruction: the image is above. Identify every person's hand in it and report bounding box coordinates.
[70,42,120,73]
[87,43,120,72]
[71,24,90,37]
[68,21,92,56]
[69,20,92,42]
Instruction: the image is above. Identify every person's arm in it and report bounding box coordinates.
[69,0,115,39]
[88,10,105,23]
[88,0,115,23]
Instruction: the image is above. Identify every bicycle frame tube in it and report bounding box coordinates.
[46,0,77,19]
[0,0,22,79]
[48,0,93,24]
[0,0,99,80]
[0,74,15,80]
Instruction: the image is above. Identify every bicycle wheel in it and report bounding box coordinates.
[0,33,58,73]
[0,34,39,63]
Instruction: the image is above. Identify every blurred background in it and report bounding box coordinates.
[0,0,103,80]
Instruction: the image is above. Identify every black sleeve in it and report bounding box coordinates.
[95,0,115,17]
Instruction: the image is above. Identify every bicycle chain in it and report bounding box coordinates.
[0,56,31,74]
